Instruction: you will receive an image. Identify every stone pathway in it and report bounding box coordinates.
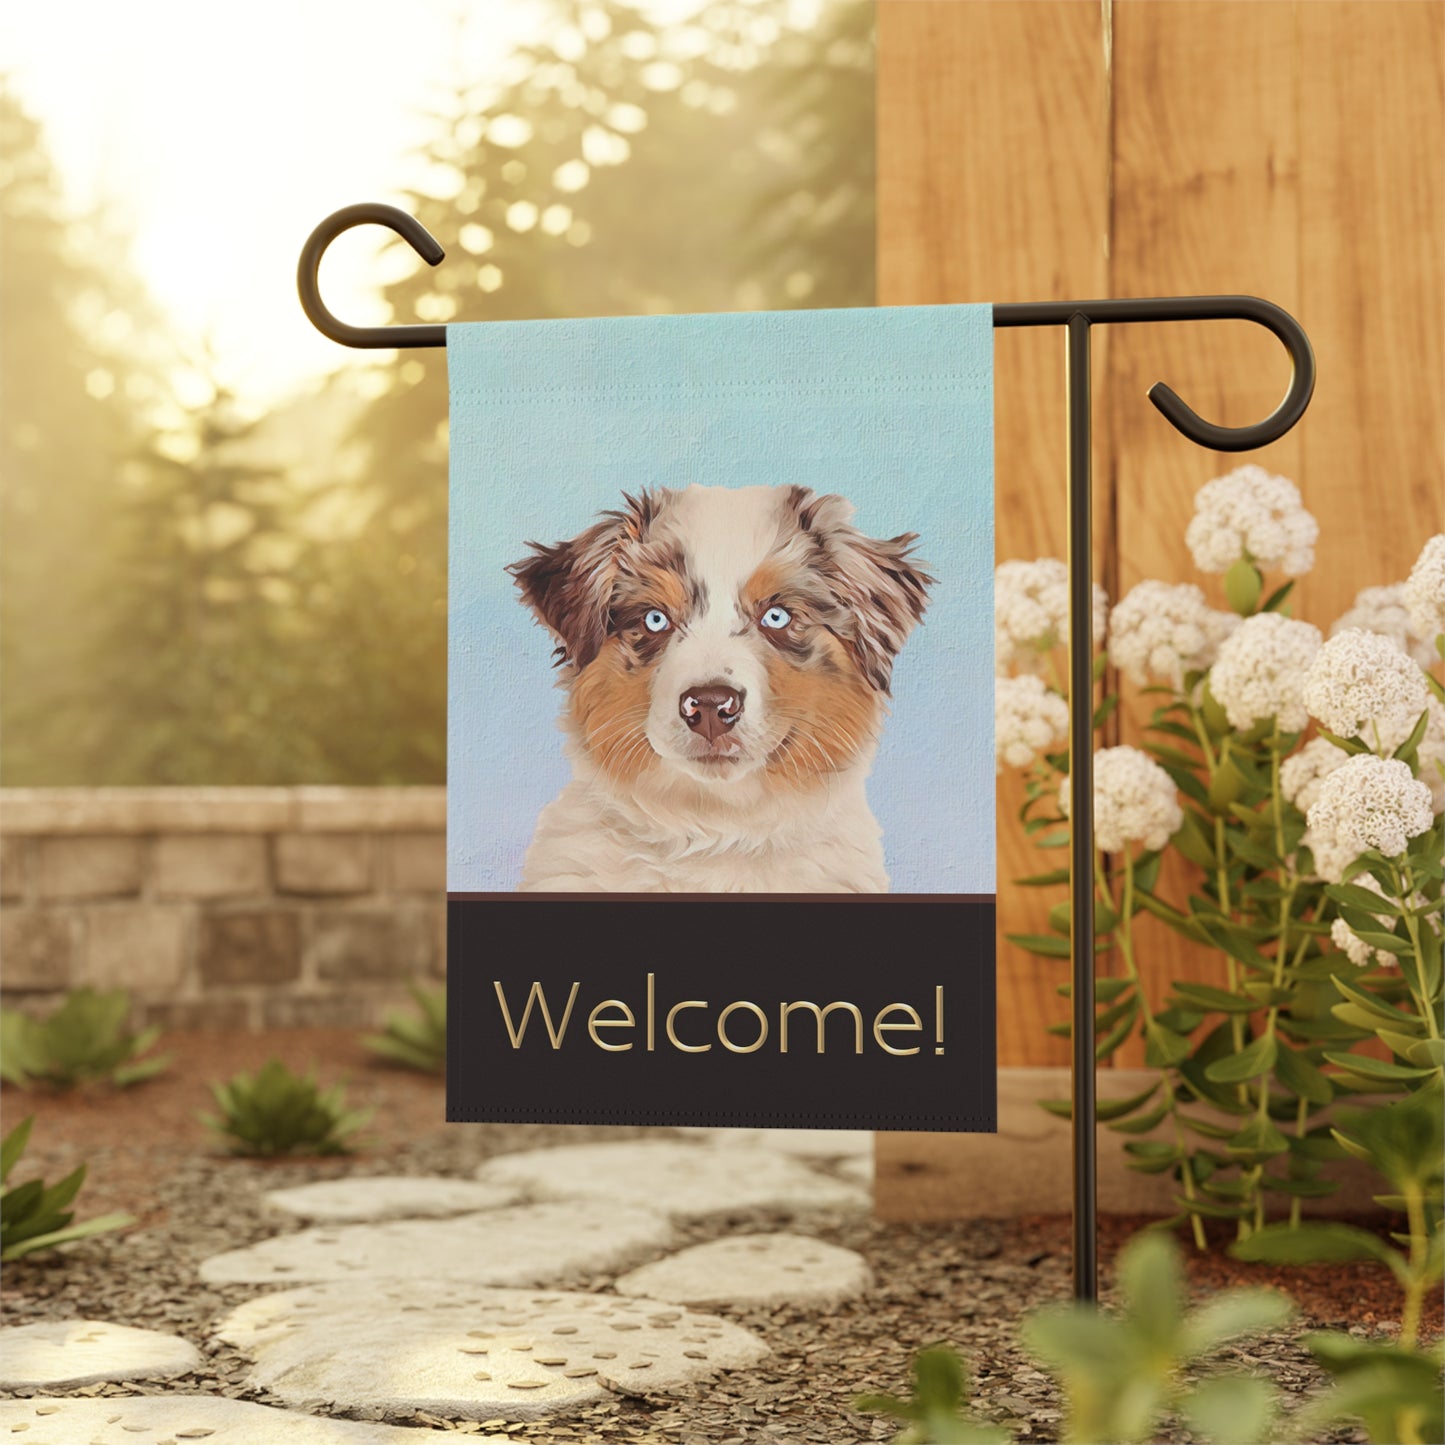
[264,1175,518,1223]
[214,1281,769,1421]
[614,1234,871,1308]
[0,1395,466,1442]
[199,1200,672,1287]
[474,1139,869,1219]
[4,1130,879,1438]
[0,1322,201,1390]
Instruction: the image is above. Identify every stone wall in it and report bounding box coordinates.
[0,789,445,1030]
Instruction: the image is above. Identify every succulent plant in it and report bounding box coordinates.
[202,1059,372,1157]
[0,988,170,1090]
[1,1116,133,1262]
[363,982,446,1074]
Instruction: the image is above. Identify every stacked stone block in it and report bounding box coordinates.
[0,789,446,1030]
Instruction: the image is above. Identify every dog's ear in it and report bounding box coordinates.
[508,491,660,670]
[786,486,933,693]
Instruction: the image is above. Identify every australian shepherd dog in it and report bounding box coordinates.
[507,484,932,892]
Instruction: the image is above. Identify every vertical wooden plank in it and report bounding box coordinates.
[877,0,1111,1068]
[1105,0,1303,1063]
[1298,1,1445,624]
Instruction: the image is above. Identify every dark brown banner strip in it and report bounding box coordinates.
[446,895,996,1132]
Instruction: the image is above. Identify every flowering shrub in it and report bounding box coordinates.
[997,465,1444,1248]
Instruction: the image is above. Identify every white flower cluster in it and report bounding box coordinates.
[1280,737,1349,815]
[995,675,1070,772]
[1332,584,1436,669]
[995,559,1108,677]
[1404,533,1445,643]
[1306,754,1435,863]
[1107,581,1238,688]
[1059,745,1183,854]
[1208,612,1322,732]
[1328,872,1399,970]
[1302,628,1430,749]
[1184,465,1319,576]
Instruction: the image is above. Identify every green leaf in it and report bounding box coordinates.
[1108,1097,1174,1135]
[1230,1222,1400,1270]
[1056,977,1133,1002]
[1322,1051,1435,1082]
[1391,707,1431,767]
[1204,1032,1278,1084]
[1326,882,1402,917]
[1272,1045,1334,1105]
[1040,1079,1160,1123]
[1018,867,1071,887]
[0,1117,33,1184]
[1144,1021,1193,1068]
[1224,559,1263,615]
[1316,726,1373,756]
[1181,1376,1277,1445]
[1181,1290,1295,1357]
[1260,579,1296,614]
[1225,1116,1290,1162]
[1006,933,1073,959]
[1170,981,1257,1014]
[1,1211,135,1262]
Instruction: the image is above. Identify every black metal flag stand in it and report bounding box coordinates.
[298,202,1317,1302]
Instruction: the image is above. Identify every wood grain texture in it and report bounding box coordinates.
[877,0,1444,1086]
[878,0,1111,1067]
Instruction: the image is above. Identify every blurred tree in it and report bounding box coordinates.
[88,367,318,783]
[0,84,163,782]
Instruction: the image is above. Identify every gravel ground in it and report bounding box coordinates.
[0,1032,1428,1443]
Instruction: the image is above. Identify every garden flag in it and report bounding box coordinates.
[446,306,997,1131]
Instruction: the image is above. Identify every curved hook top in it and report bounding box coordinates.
[993,294,1315,452]
[297,202,448,349]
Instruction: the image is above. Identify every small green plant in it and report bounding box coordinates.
[1233,1085,1444,1443]
[0,988,170,1090]
[861,1233,1294,1445]
[363,982,445,1074]
[0,1117,133,1261]
[855,1346,1009,1444]
[202,1059,372,1157]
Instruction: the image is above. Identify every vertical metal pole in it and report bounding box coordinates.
[1066,313,1098,1303]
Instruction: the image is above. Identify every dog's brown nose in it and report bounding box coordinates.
[680,683,744,744]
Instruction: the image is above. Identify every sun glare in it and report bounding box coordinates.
[1,0,545,406]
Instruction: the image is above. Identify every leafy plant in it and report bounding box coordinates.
[1233,1086,1444,1443]
[1,1116,133,1262]
[855,1345,1010,1444]
[202,1059,372,1157]
[0,989,170,1089]
[1021,1232,1292,1445]
[1000,490,1444,1244]
[858,1233,1295,1445]
[362,983,445,1074]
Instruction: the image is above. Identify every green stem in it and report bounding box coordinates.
[1401,1183,1427,1349]
[1390,860,1441,1042]
[1289,1095,1309,1229]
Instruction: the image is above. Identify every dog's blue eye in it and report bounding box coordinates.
[643,609,671,633]
[760,606,792,630]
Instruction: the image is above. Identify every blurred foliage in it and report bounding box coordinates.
[0,1,875,784]
[0,988,170,1089]
[1,1115,134,1262]
[363,982,447,1074]
[202,1059,372,1157]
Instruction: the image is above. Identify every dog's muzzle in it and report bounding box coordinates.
[679,683,744,745]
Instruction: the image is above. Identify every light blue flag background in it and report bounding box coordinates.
[448,305,994,894]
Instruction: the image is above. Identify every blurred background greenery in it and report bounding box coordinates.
[0,0,874,785]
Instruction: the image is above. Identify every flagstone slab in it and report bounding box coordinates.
[198,1201,671,1287]
[676,1127,873,1161]
[214,1280,768,1422]
[264,1176,518,1223]
[475,1141,868,1220]
[0,1395,465,1442]
[836,1153,873,1187]
[614,1233,871,1308]
[0,1320,202,1389]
